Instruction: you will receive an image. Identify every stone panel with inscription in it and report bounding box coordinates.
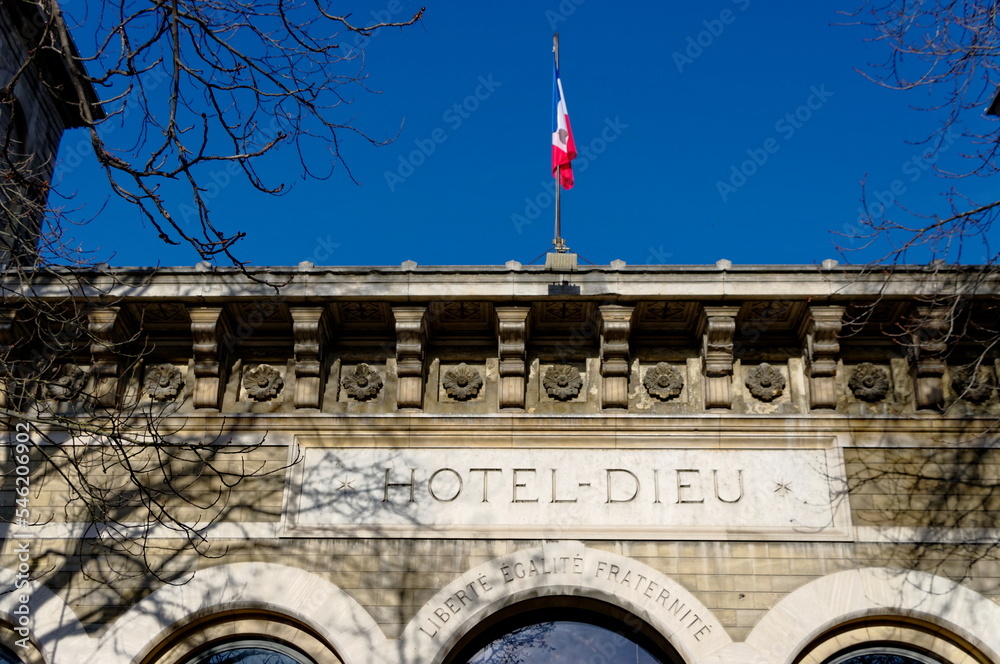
[284,440,850,539]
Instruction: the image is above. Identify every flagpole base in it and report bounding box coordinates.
[545,251,578,271]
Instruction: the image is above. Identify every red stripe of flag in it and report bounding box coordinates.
[552,59,577,190]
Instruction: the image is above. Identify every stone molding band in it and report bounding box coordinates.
[2,547,998,664]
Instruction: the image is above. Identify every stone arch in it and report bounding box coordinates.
[440,596,684,664]
[398,541,733,664]
[745,568,1000,664]
[0,567,91,664]
[138,612,342,664]
[794,621,985,664]
[90,562,390,664]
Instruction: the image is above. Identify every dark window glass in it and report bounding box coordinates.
[0,647,22,664]
[830,647,942,664]
[464,620,665,664]
[185,640,312,664]
[841,657,922,664]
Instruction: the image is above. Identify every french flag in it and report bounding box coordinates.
[552,59,577,190]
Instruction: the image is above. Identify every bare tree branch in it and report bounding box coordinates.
[4,0,424,271]
[839,1,999,267]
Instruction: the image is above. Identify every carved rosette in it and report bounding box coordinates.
[643,363,684,401]
[441,364,483,401]
[243,364,283,402]
[342,364,383,401]
[848,363,889,402]
[745,363,785,402]
[47,364,86,401]
[144,364,184,401]
[543,364,583,401]
[950,366,995,404]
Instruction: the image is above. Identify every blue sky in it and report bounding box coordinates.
[53,1,998,268]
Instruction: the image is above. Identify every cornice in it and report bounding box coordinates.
[24,412,1000,442]
[5,262,999,301]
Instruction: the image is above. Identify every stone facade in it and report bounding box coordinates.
[2,263,1000,664]
[0,1,100,268]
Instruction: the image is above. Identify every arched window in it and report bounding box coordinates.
[797,619,987,664]
[826,647,944,664]
[464,620,666,664]
[0,646,24,664]
[446,599,681,664]
[141,612,339,664]
[183,639,315,664]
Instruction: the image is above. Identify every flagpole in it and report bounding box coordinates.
[553,32,566,253]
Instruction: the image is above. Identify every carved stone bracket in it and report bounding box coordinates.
[0,309,18,412]
[910,305,949,410]
[87,307,127,407]
[0,309,16,348]
[392,306,428,409]
[188,306,231,410]
[598,305,634,409]
[698,306,740,409]
[801,305,844,409]
[495,307,529,409]
[290,306,330,409]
